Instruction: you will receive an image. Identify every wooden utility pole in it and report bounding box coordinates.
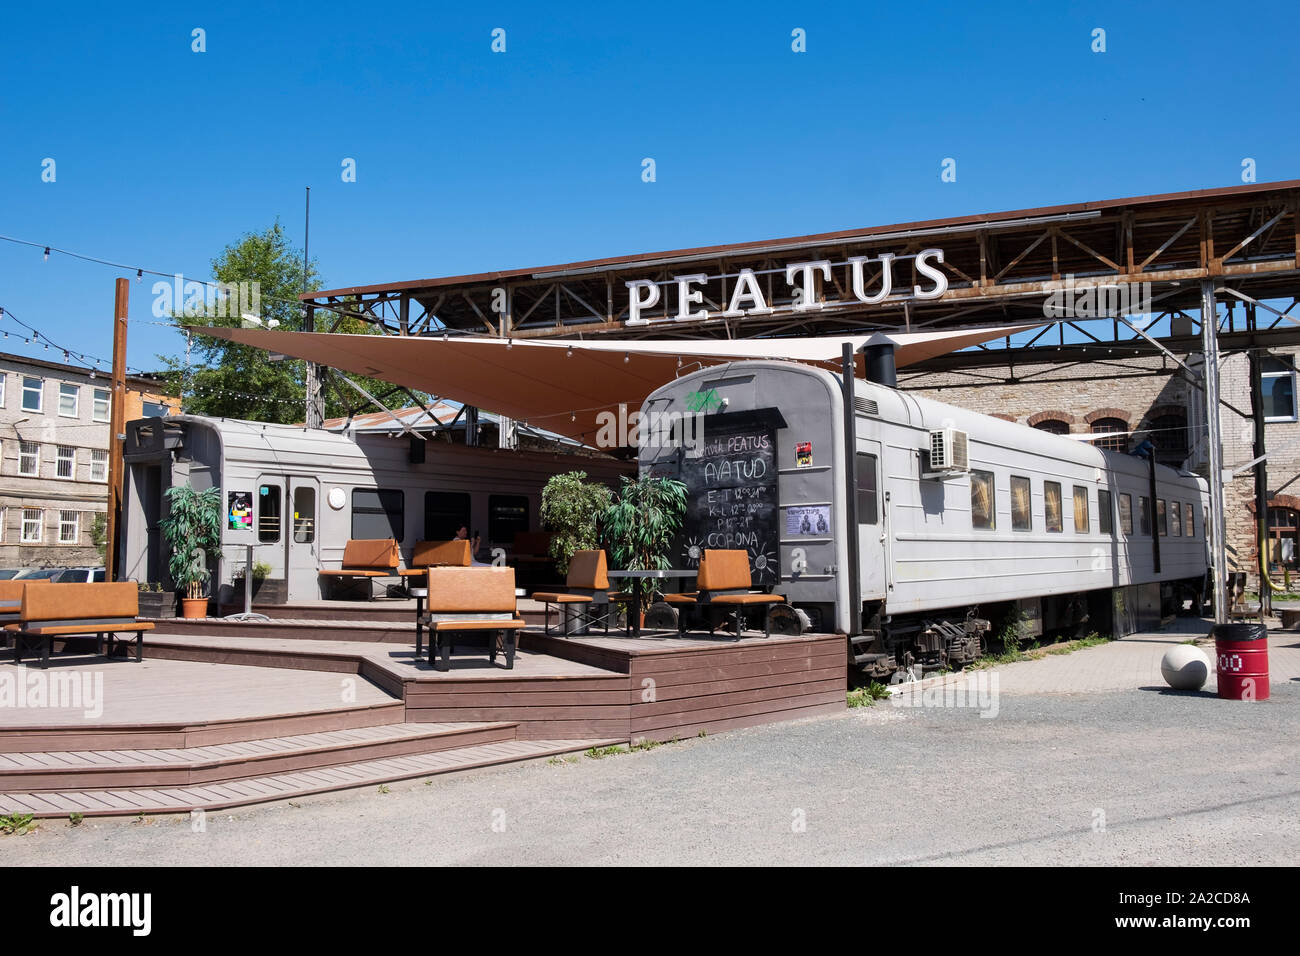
[105,278,129,581]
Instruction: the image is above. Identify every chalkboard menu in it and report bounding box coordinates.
[674,408,784,586]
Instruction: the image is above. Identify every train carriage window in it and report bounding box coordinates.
[1119,493,1133,535]
[489,495,530,545]
[293,486,316,543]
[970,470,995,530]
[1156,499,1168,536]
[1171,500,1182,536]
[1044,481,1063,533]
[1139,497,1151,536]
[1099,489,1113,535]
[352,489,405,541]
[425,491,471,540]
[1073,485,1090,534]
[258,484,281,543]
[856,453,879,525]
[1185,502,1195,538]
[1011,476,1032,531]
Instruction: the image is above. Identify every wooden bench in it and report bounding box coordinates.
[664,549,784,638]
[319,539,401,598]
[7,582,153,669]
[420,567,526,671]
[532,550,615,636]
[1275,606,1300,629]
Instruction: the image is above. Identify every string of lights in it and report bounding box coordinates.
[0,305,119,376]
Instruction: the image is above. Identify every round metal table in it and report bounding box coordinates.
[607,569,696,638]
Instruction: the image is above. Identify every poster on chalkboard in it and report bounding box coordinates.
[675,410,782,586]
[228,491,253,531]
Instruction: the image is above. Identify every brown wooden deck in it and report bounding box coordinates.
[0,622,847,816]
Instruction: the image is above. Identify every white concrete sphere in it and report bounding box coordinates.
[1161,644,1210,690]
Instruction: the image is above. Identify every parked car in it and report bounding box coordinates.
[13,568,65,580]
[51,567,106,583]
[0,569,20,580]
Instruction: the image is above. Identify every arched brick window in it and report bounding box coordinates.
[1148,413,1189,465]
[1090,417,1128,452]
[1032,419,1070,435]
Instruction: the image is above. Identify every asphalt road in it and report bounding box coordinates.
[5,680,1296,866]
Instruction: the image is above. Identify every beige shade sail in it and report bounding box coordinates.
[189,323,1042,443]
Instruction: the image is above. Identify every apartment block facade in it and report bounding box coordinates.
[0,352,178,569]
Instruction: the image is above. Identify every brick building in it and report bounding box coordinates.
[900,349,1300,587]
[0,352,179,569]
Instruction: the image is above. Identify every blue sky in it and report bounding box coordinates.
[1,0,1296,373]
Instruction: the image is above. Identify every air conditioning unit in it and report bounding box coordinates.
[926,427,970,474]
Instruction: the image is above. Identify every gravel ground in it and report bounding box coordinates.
[5,679,1296,866]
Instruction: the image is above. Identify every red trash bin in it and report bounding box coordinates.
[1213,623,1270,701]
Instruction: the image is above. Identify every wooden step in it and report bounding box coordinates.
[0,721,519,791]
[0,738,616,817]
[0,701,407,754]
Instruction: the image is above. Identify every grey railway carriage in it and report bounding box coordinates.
[640,359,1209,678]
[120,415,630,604]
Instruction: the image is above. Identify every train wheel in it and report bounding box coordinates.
[767,605,810,636]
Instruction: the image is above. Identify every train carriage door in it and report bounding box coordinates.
[286,477,319,601]
[856,442,887,601]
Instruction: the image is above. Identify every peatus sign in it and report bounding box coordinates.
[625,248,948,325]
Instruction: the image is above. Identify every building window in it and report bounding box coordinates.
[1098,490,1113,535]
[489,495,529,545]
[58,510,79,544]
[424,491,471,540]
[1185,502,1195,538]
[90,448,108,482]
[1149,413,1189,465]
[58,383,79,418]
[258,484,282,543]
[1073,485,1090,534]
[0,372,6,407]
[21,508,42,543]
[1119,493,1133,534]
[1262,357,1298,422]
[856,453,879,525]
[56,445,75,479]
[1171,500,1182,536]
[1011,475,1032,531]
[1032,419,1069,435]
[1267,507,1300,570]
[92,387,111,423]
[970,470,995,530]
[21,376,42,413]
[18,441,39,477]
[142,400,169,418]
[1139,497,1152,536]
[1090,418,1128,452]
[352,488,404,541]
[1044,481,1063,533]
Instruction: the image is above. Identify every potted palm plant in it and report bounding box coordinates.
[602,475,687,625]
[541,471,614,633]
[159,483,223,619]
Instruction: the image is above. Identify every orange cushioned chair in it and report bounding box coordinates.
[8,581,153,669]
[668,549,784,639]
[532,550,615,636]
[318,538,402,598]
[398,539,472,578]
[421,566,526,671]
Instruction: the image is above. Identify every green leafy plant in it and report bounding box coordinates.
[158,483,223,599]
[233,560,273,583]
[90,512,109,562]
[847,682,891,707]
[68,812,84,827]
[0,813,36,835]
[540,471,613,575]
[601,475,687,576]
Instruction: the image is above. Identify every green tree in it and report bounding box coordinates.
[157,222,397,424]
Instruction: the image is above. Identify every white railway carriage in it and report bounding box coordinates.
[640,359,1208,677]
[120,415,630,604]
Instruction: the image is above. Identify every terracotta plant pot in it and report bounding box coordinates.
[180,597,209,619]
